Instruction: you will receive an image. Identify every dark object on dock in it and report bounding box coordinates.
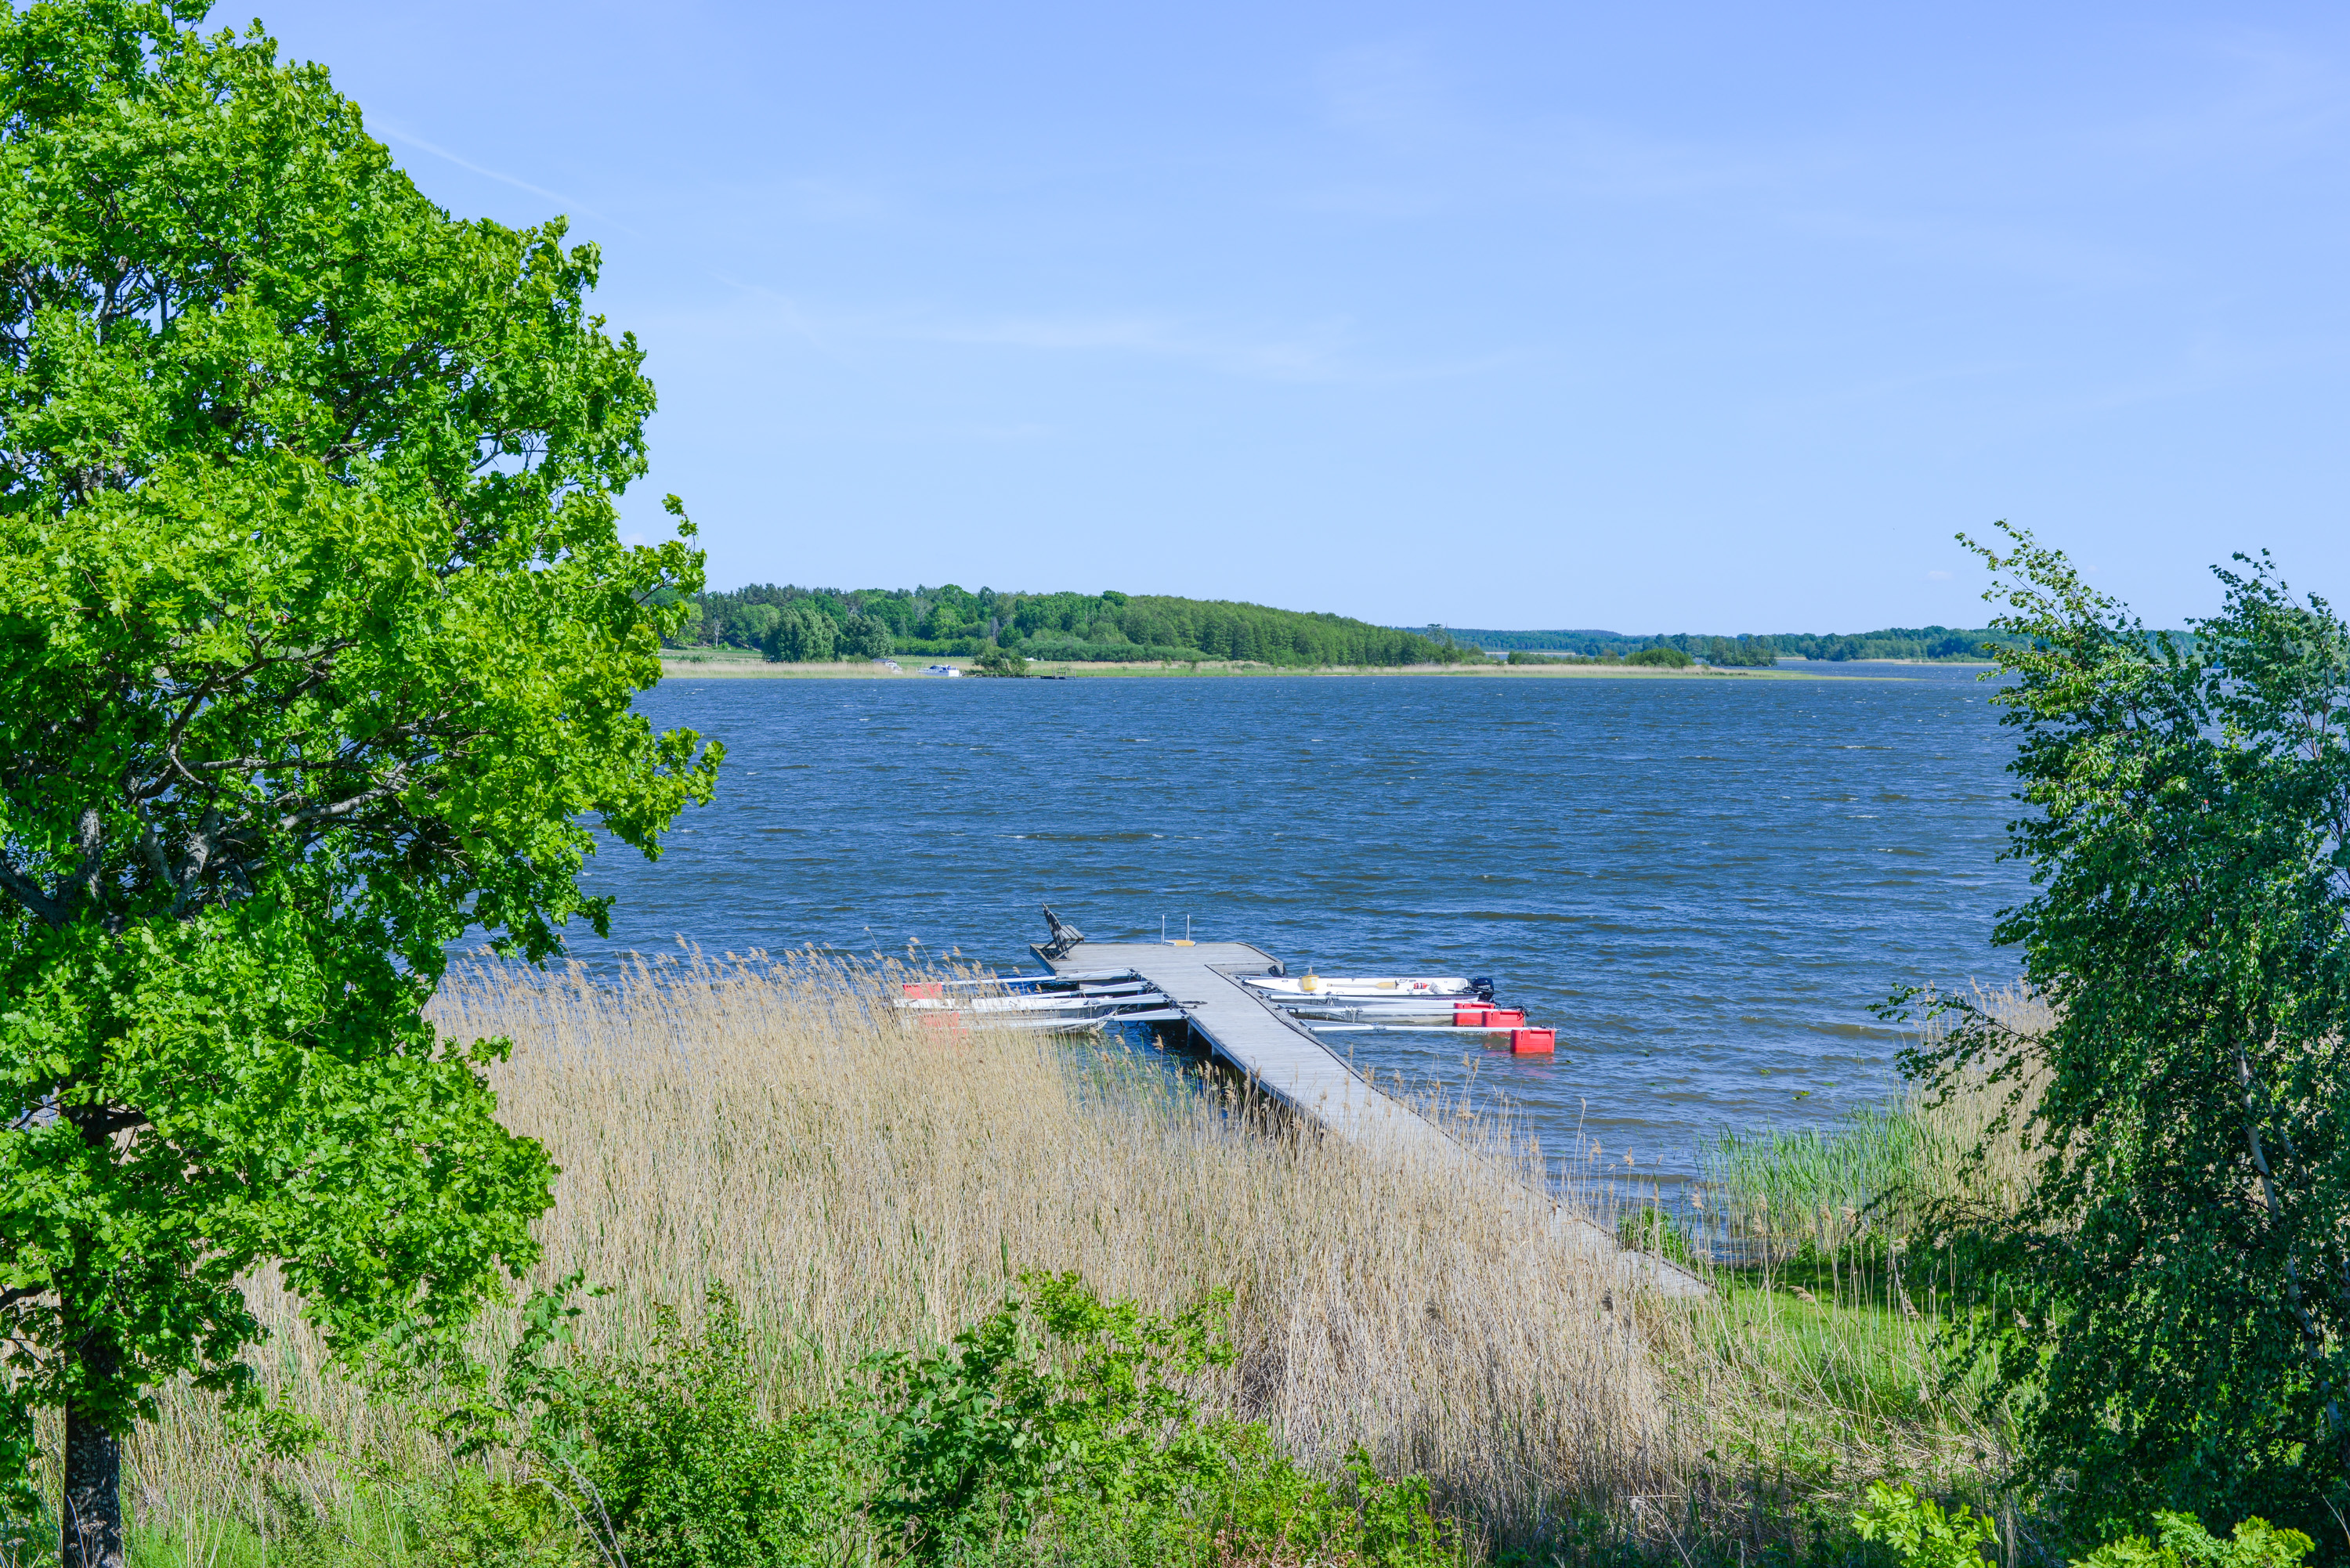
[1039,905,1086,959]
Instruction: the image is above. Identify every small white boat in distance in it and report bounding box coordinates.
[1242,974,1492,1001]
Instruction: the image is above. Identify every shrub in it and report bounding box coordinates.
[859,1272,1237,1562]
[529,1288,855,1568]
[485,1274,1461,1568]
[1851,1485,2313,1568]
[971,645,1031,677]
[1852,1482,1998,1568]
[1625,645,1693,667]
[2073,1513,2313,1568]
[416,1473,592,1568]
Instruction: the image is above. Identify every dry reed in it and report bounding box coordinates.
[128,951,1694,1549]
[113,957,2032,1556]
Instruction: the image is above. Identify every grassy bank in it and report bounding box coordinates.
[76,959,2012,1564]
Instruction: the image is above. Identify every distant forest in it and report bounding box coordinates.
[1438,626,2034,663]
[671,587,2050,669]
[671,584,1478,667]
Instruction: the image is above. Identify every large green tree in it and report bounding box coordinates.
[1914,526,2350,1537]
[0,5,718,1562]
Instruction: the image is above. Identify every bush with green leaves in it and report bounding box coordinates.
[971,645,1030,677]
[1853,1484,2312,1568]
[474,1273,1461,1568]
[2073,1512,2313,1568]
[1852,1482,1999,1568]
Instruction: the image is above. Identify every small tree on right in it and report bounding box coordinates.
[1914,525,2350,1537]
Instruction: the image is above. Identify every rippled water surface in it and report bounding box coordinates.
[573,667,2027,1180]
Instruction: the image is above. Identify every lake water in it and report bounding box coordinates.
[573,666,2027,1184]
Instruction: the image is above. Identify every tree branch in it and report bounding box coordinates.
[0,855,63,926]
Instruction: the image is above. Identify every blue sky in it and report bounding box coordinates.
[248,2,2349,630]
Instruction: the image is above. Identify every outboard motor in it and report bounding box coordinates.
[1468,976,1496,1002]
[1039,905,1087,960]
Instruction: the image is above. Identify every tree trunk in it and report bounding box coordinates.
[61,1340,124,1568]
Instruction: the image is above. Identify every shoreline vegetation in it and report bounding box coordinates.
[656,647,1886,680]
[88,956,2034,1566]
[668,583,1484,670]
[665,580,2041,673]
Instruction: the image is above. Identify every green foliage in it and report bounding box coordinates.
[0,0,718,1531]
[759,604,837,663]
[1843,1496,2313,1568]
[1461,625,2029,662]
[1343,1447,1463,1568]
[971,645,1030,677]
[678,584,1474,668]
[1616,1204,1699,1266]
[2073,1513,2313,1568]
[837,614,892,660]
[414,1474,590,1568]
[1904,525,2350,1530]
[463,1274,1459,1568]
[1850,1482,1997,1568]
[1625,645,1693,667]
[533,1288,854,1568]
[1700,635,1781,667]
[859,1272,1238,1561]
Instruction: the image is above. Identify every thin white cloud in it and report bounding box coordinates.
[2092,31,2350,166]
[649,289,1522,388]
[371,121,605,219]
[885,309,1528,387]
[1318,38,1454,145]
[923,313,1351,381]
[1778,208,2153,289]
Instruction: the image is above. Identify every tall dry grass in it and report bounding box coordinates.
[115,956,2031,1555]
[128,951,1692,1548]
[1904,982,2052,1227]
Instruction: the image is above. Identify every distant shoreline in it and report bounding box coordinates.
[656,656,1892,681]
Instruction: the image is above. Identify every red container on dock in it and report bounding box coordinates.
[1484,1009,1527,1028]
[902,981,945,999]
[918,1011,967,1032]
[1453,1002,1495,1027]
[1509,1028,1556,1054]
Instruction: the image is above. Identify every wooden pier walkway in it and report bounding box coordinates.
[1039,940,1708,1297]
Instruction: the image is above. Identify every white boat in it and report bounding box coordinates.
[913,1005,1188,1035]
[898,988,1167,1014]
[1242,974,1491,1001]
[1282,1003,1487,1024]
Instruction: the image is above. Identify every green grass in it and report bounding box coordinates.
[1701,1105,1936,1255]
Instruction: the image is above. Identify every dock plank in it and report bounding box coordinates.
[1040,941,1708,1297]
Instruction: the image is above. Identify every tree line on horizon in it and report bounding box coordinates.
[673,585,2044,669]
[670,584,1479,667]
[1441,624,2037,663]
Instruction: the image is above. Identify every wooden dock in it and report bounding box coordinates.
[1038,940,1708,1297]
